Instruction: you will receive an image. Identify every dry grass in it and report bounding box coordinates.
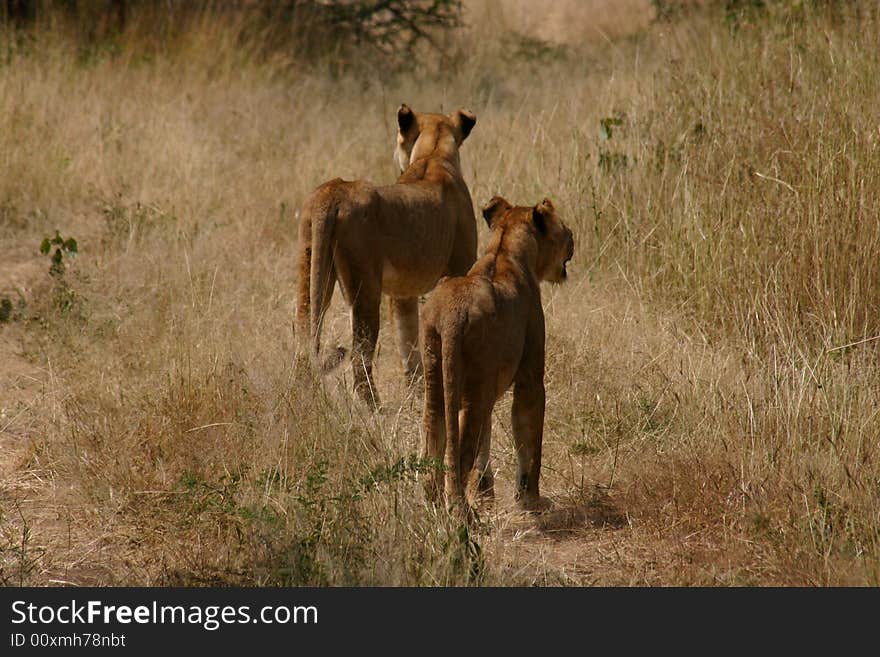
[2,0,880,586]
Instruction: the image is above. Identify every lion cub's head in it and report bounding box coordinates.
[394,104,477,172]
[482,196,574,283]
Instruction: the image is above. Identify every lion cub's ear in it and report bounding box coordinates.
[532,198,555,234]
[452,108,477,142]
[398,104,416,133]
[481,196,511,229]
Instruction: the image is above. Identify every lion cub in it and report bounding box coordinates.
[420,196,574,512]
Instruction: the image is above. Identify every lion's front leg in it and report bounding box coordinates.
[391,296,423,383]
[511,378,545,511]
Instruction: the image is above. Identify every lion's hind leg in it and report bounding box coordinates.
[334,249,383,409]
[420,322,445,504]
[440,326,466,512]
[462,402,494,511]
[350,290,382,409]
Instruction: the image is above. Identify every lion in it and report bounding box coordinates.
[295,104,478,407]
[420,196,574,512]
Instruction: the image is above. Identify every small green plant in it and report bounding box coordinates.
[598,113,629,173]
[0,297,12,323]
[357,454,436,492]
[570,440,601,457]
[599,151,629,172]
[443,521,485,585]
[599,115,624,141]
[39,230,78,276]
[651,0,681,22]
[0,505,43,586]
[724,0,768,32]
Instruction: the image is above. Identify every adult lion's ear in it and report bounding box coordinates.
[481,196,510,228]
[398,104,415,133]
[452,108,476,141]
[532,198,554,234]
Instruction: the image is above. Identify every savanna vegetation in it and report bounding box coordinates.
[2,0,879,585]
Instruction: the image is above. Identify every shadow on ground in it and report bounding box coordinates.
[534,486,627,537]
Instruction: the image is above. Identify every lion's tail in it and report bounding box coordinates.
[441,322,465,504]
[295,207,314,345]
[295,192,340,364]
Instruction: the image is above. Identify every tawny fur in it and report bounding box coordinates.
[295,105,477,407]
[420,196,574,512]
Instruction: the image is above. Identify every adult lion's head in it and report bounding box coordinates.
[394,104,477,172]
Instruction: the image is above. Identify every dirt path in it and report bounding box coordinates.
[0,335,41,477]
[0,242,52,585]
[0,245,45,480]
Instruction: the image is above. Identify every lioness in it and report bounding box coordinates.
[420,196,574,511]
[295,104,477,407]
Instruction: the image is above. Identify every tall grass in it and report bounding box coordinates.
[1,1,879,585]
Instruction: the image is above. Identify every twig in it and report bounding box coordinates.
[185,422,234,433]
[826,334,880,353]
[752,170,796,194]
